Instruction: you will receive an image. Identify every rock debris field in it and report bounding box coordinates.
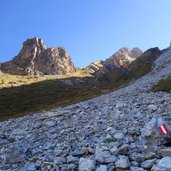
[1,47,171,171]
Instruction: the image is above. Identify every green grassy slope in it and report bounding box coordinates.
[152,77,171,92]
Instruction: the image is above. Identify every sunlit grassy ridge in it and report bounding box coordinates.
[0,69,92,89]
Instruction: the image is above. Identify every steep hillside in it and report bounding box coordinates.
[0,37,76,75]
[0,44,171,170]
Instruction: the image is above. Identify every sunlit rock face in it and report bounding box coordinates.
[1,37,76,75]
[87,48,142,74]
[103,47,143,70]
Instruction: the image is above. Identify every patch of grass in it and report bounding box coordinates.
[152,77,171,92]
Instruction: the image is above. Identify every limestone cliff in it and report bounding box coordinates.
[0,38,76,75]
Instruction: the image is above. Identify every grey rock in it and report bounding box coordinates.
[158,147,171,157]
[67,155,79,163]
[43,119,57,127]
[130,153,145,163]
[154,157,171,171]
[96,165,108,171]
[140,116,167,150]
[110,146,119,155]
[130,167,146,171]
[115,155,130,169]
[148,104,158,111]
[141,159,157,169]
[79,158,96,171]
[95,150,117,164]
[118,144,129,155]
[144,152,158,159]
[114,132,124,140]
[68,163,77,170]
[70,149,84,157]
[4,152,25,164]
[21,162,39,171]
[54,157,66,164]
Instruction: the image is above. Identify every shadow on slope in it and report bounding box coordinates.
[0,76,122,121]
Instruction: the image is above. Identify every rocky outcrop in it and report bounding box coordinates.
[87,61,103,73]
[0,38,76,75]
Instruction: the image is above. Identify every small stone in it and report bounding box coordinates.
[148,104,158,111]
[67,155,79,163]
[4,152,25,164]
[128,127,140,136]
[141,159,157,169]
[130,153,145,163]
[130,167,145,171]
[144,152,157,159]
[118,144,129,155]
[43,119,56,127]
[70,149,84,157]
[115,155,130,169]
[22,162,39,171]
[96,165,108,171]
[68,163,77,170]
[41,162,56,170]
[114,132,124,140]
[79,158,96,171]
[54,157,66,164]
[159,147,171,157]
[82,147,95,155]
[110,146,118,155]
[95,150,117,164]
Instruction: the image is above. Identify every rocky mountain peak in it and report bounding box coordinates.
[87,47,143,74]
[108,47,143,66]
[0,37,76,75]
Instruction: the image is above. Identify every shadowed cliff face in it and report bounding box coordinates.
[1,37,76,75]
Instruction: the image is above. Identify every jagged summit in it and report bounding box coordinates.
[105,47,143,68]
[87,47,142,73]
[0,37,76,75]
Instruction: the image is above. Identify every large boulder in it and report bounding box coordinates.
[140,116,171,151]
[1,37,76,75]
[153,157,171,171]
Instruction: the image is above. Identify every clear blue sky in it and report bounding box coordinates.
[1,0,171,67]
